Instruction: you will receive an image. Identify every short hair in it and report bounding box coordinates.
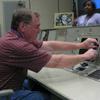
[11,8,39,31]
[83,0,96,11]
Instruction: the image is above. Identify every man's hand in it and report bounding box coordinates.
[83,48,98,61]
[81,38,99,49]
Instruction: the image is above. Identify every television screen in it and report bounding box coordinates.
[93,0,100,9]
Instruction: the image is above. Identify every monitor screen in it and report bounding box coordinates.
[93,0,100,9]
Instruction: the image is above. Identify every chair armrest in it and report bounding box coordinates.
[0,89,14,97]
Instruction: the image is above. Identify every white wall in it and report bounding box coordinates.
[0,0,73,35]
[25,0,73,29]
[0,0,25,35]
[59,0,73,12]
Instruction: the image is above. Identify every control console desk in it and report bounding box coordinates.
[28,26,100,100]
[28,68,100,100]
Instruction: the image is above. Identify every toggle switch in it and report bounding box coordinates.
[73,62,88,71]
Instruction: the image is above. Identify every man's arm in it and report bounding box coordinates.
[45,49,97,68]
[43,38,98,51]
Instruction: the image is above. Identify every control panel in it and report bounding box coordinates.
[64,26,100,81]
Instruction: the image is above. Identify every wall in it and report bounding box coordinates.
[0,0,73,35]
[0,0,25,35]
[25,0,73,29]
[59,0,73,12]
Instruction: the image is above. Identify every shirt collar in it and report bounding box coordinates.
[11,29,24,38]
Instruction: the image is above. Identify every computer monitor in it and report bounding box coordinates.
[93,0,100,9]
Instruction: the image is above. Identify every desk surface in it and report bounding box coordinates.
[28,68,100,100]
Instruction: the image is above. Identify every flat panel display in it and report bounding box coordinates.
[93,0,100,9]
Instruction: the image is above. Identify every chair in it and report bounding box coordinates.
[0,89,14,100]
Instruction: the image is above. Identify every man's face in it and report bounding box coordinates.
[24,14,40,41]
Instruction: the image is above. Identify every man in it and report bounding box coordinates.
[0,8,98,100]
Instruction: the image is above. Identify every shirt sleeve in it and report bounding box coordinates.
[6,40,51,73]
